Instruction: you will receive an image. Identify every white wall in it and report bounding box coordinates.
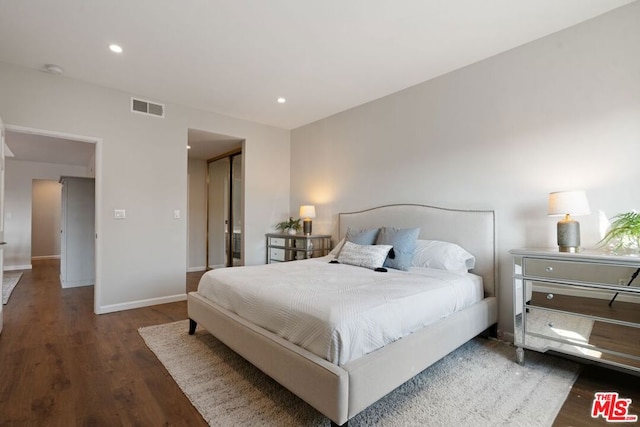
[290,3,640,336]
[0,62,290,313]
[187,158,207,271]
[31,179,62,259]
[5,160,88,269]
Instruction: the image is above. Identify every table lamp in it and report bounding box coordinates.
[548,191,590,253]
[299,205,316,236]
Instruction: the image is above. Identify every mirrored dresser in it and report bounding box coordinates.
[266,233,332,263]
[511,248,640,373]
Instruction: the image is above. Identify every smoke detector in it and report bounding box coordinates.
[42,64,64,75]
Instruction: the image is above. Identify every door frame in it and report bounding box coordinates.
[3,124,102,313]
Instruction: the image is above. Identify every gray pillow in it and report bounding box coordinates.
[376,226,420,271]
[345,227,380,245]
[337,241,393,270]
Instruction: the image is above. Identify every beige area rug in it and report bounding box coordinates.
[139,320,581,427]
[2,272,23,304]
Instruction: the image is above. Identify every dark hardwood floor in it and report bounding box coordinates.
[0,260,638,426]
[0,259,207,426]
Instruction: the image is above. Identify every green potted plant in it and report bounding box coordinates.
[275,217,302,235]
[599,211,640,253]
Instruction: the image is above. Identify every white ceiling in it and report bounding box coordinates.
[4,130,95,167]
[187,129,242,161]
[0,0,635,130]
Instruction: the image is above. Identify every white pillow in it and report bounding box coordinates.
[337,241,393,270]
[410,240,476,273]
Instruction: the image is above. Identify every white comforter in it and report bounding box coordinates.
[197,256,483,365]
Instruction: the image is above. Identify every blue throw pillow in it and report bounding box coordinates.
[376,226,420,271]
[345,227,380,245]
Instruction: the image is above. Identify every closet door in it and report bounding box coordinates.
[60,177,95,288]
[207,158,229,268]
[230,153,242,266]
[206,151,242,269]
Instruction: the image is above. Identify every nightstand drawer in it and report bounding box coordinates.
[524,307,640,369]
[525,307,593,344]
[269,248,285,261]
[269,237,285,247]
[527,285,640,325]
[523,258,628,286]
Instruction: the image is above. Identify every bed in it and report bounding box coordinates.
[187,204,497,426]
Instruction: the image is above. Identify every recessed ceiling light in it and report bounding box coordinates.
[277,97,286,104]
[109,44,123,53]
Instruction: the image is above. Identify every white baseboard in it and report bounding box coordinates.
[95,293,187,314]
[187,266,206,272]
[4,264,32,271]
[32,255,61,260]
[61,279,94,288]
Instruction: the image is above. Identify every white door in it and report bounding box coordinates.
[0,116,6,334]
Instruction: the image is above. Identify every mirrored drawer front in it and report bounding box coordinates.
[525,308,594,345]
[269,248,285,261]
[525,308,640,370]
[269,238,285,247]
[528,285,640,325]
[523,258,637,286]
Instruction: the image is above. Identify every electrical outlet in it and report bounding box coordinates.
[173,209,181,219]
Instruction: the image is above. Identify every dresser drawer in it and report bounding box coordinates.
[523,258,633,286]
[269,248,285,261]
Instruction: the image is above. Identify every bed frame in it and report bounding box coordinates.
[187,204,497,426]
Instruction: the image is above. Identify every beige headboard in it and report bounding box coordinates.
[338,204,496,298]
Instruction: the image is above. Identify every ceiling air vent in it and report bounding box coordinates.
[131,97,165,118]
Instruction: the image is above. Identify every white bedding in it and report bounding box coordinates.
[197,256,483,365]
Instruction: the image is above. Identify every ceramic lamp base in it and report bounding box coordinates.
[558,218,580,252]
[303,219,312,235]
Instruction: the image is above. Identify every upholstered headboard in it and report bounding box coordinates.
[338,204,496,297]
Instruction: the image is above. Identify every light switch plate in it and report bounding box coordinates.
[173,209,181,219]
[114,209,126,219]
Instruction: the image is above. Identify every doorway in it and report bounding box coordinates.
[2,126,98,291]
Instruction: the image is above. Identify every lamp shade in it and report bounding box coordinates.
[299,205,316,219]
[548,191,590,217]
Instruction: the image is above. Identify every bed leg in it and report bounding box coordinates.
[188,318,197,335]
[331,421,347,427]
[488,323,498,338]
[516,347,525,366]
[479,323,498,339]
